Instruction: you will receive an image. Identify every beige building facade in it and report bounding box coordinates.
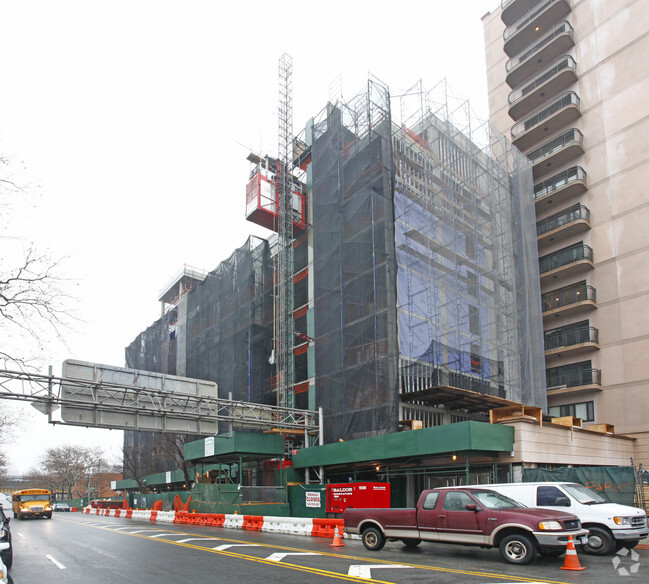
[482,0,649,464]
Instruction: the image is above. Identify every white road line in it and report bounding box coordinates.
[266,552,321,562]
[149,533,180,538]
[177,537,223,543]
[348,564,411,579]
[46,554,66,570]
[213,544,261,551]
[111,527,134,531]
[123,529,156,534]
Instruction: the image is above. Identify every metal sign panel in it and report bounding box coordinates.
[61,359,219,435]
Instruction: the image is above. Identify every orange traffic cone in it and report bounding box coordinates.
[330,526,344,547]
[561,535,585,571]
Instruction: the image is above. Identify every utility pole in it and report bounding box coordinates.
[276,53,295,410]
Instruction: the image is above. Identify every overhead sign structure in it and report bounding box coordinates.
[0,360,319,436]
[61,360,219,434]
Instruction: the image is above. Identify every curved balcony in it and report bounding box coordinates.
[539,242,593,282]
[506,20,574,88]
[508,56,577,120]
[546,362,601,395]
[503,0,572,58]
[512,91,581,151]
[542,281,596,319]
[545,321,599,357]
[529,128,584,178]
[502,0,540,26]
[537,203,590,245]
[534,165,587,209]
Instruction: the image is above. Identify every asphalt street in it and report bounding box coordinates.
[5,513,648,583]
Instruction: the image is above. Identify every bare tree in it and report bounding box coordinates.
[154,434,194,491]
[0,149,76,370]
[0,404,22,477]
[31,445,106,500]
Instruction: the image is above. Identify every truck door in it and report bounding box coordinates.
[416,491,440,541]
[436,491,485,543]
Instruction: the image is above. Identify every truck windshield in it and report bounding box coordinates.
[472,490,524,509]
[563,483,607,504]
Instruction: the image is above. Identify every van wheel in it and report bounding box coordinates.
[499,533,537,565]
[401,538,422,547]
[362,527,386,551]
[583,527,615,555]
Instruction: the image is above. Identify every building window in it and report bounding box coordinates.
[469,305,480,335]
[467,271,478,298]
[548,401,594,422]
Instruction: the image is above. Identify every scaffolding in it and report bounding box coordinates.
[308,77,545,442]
[276,53,295,410]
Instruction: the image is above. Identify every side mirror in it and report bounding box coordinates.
[465,503,478,511]
[555,497,570,507]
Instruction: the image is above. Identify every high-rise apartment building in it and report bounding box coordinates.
[482,0,649,463]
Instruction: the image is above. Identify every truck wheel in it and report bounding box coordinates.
[401,538,422,548]
[583,527,615,555]
[499,533,537,565]
[362,527,386,551]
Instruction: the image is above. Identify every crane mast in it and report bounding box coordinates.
[276,53,295,409]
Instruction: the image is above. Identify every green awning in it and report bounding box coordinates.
[292,421,514,468]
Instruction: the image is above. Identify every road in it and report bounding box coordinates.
[6,512,648,583]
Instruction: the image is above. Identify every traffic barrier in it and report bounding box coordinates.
[312,518,344,539]
[224,514,244,530]
[561,536,585,571]
[242,515,264,531]
[85,507,358,543]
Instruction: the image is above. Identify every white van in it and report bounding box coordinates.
[471,482,648,555]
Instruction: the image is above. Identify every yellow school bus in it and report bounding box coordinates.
[12,488,52,519]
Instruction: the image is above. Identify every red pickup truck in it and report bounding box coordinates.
[343,487,589,564]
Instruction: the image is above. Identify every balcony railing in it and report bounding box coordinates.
[539,242,593,273]
[546,365,601,388]
[506,20,574,72]
[534,166,586,199]
[501,0,540,26]
[528,128,584,164]
[508,55,577,104]
[503,0,571,57]
[542,282,596,312]
[512,91,580,138]
[504,0,567,41]
[537,203,589,236]
[545,324,598,351]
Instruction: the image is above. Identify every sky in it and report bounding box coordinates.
[0,0,497,475]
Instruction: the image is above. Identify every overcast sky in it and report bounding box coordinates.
[0,0,497,475]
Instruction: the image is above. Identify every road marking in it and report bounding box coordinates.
[149,533,180,538]
[112,526,135,531]
[348,564,411,578]
[45,554,66,570]
[124,529,156,534]
[177,537,223,543]
[213,544,262,551]
[75,521,576,584]
[267,552,321,562]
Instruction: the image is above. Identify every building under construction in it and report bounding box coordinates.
[124,77,545,468]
